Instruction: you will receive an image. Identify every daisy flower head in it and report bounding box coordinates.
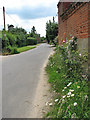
[74,102,77,106]
[67,92,71,96]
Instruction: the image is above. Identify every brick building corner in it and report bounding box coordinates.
[57,1,90,51]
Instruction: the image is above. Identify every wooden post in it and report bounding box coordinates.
[3,6,6,40]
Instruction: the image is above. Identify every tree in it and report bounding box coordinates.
[46,18,58,45]
[8,24,14,31]
[31,26,36,34]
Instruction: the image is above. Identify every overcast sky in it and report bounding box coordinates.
[0,0,59,36]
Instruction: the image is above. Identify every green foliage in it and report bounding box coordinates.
[1,25,39,55]
[53,36,58,46]
[31,26,36,34]
[46,18,58,44]
[6,32,16,46]
[2,45,19,55]
[27,37,37,45]
[46,37,89,118]
[41,36,46,43]
[2,26,27,49]
[2,32,10,48]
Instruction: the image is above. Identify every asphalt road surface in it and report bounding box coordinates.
[2,43,53,118]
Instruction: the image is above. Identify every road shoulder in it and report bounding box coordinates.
[30,49,55,118]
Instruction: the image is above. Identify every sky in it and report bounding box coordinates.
[0,0,59,37]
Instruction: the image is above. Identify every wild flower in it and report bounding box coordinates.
[46,102,48,106]
[69,40,73,43]
[72,36,74,39]
[49,103,53,106]
[85,95,88,99]
[55,99,59,102]
[64,87,67,89]
[77,86,80,88]
[74,102,77,106]
[69,89,74,92]
[82,75,86,78]
[71,94,74,97]
[79,53,81,56]
[67,82,72,87]
[67,92,71,96]
[67,95,70,98]
[63,40,65,43]
[62,95,66,99]
[62,89,64,92]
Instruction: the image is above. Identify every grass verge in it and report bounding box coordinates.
[17,45,36,53]
[45,37,89,118]
[2,45,37,55]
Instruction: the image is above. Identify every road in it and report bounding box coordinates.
[2,43,53,118]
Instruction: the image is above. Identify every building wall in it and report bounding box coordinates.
[57,2,89,51]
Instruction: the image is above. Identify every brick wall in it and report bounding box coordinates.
[57,2,89,45]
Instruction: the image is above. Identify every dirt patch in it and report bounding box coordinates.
[30,50,55,118]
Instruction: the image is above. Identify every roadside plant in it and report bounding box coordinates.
[45,36,88,118]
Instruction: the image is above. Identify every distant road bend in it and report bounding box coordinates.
[2,43,53,118]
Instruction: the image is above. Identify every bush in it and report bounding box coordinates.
[27,37,37,45]
[46,37,88,118]
[6,46,19,54]
[53,36,58,46]
[2,32,10,48]
[6,32,16,46]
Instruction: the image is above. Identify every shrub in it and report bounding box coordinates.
[2,32,10,48]
[6,46,19,54]
[6,32,16,46]
[53,36,58,46]
[27,37,37,45]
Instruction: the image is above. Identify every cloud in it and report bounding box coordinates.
[7,4,57,20]
[0,0,59,36]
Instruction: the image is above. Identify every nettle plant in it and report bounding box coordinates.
[56,37,88,118]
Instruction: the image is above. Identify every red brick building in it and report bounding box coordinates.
[57,1,89,51]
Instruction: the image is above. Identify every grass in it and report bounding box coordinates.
[2,45,37,55]
[45,37,89,118]
[17,45,36,53]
